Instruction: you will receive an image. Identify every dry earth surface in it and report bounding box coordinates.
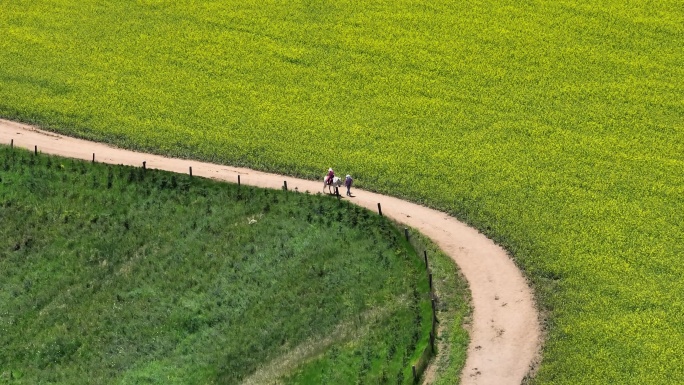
[0,118,541,385]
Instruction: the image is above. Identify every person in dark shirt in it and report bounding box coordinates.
[344,174,353,196]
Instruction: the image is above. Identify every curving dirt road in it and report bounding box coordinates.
[0,118,541,385]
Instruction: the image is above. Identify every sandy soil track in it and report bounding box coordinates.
[0,118,540,385]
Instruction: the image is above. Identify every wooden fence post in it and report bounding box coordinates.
[412,365,418,382]
[430,331,435,353]
[142,161,146,170]
[283,181,287,191]
[432,298,438,326]
[377,203,382,217]
[92,153,95,163]
[189,166,192,177]
[34,145,37,155]
[404,227,409,241]
[10,139,13,148]
[238,175,241,187]
[424,250,429,269]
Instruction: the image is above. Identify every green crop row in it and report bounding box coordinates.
[0,0,682,383]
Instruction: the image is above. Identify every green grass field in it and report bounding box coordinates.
[0,1,682,383]
[0,146,457,384]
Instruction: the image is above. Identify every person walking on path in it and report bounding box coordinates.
[344,174,353,196]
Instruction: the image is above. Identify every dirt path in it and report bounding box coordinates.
[0,118,541,385]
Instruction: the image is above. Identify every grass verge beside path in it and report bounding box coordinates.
[0,145,447,384]
[407,230,470,385]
